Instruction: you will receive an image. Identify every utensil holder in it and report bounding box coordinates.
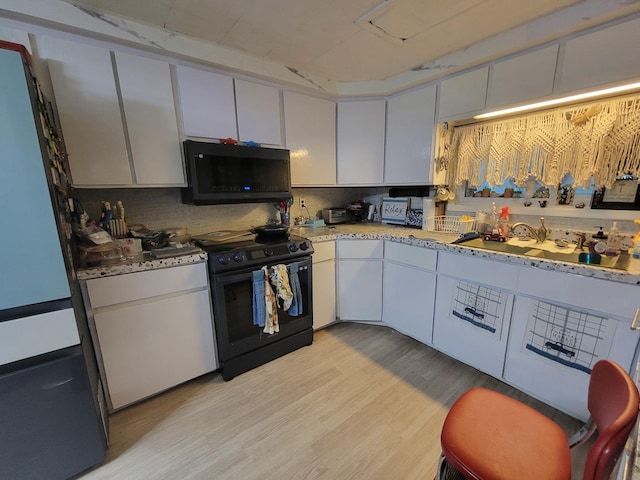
[280,212,290,226]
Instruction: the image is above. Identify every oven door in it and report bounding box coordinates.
[210,257,312,362]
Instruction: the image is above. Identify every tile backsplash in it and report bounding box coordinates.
[74,187,386,235]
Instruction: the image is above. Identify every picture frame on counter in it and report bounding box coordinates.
[591,180,640,210]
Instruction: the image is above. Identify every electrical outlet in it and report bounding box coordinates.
[299,198,306,208]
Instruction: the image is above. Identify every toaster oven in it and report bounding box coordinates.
[322,208,347,224]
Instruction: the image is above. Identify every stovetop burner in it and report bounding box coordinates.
[193,231,313,273]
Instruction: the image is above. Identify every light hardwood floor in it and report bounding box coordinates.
[81,323,588,480]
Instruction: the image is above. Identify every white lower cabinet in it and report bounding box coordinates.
[83,262,218,411]
[504,267,640,420]
[433,252,517,378]
[337,240,383,322]
[382,242,437,344]
[312,241,337,329]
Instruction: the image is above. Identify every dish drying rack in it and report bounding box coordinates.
[424,215,477,234]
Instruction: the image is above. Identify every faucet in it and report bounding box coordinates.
[510,217,548,243]
[574,232,587,250]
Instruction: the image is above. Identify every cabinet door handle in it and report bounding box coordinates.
[631,308,640,330]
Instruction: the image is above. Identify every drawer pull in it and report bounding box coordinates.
[631,308,640,330]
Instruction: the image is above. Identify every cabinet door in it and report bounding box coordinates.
[337,100,385,185]
[432,275,514,378]
[235,79,282,145]
[312,241,336,330]
[39,37,131,186]
[94,289,216,411]
[385,84,436,185]
[337,260,382,321]
[283,91,336,186]
[488,45,558,108]
[503,296,629,421]
[382,261,435,345]
[115,52,184,185]
[313,259,336,329]
[175,65,237,139]
[438,67,488,121]
[558,17,640,94]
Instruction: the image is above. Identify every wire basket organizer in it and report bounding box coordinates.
[424,215,477,234]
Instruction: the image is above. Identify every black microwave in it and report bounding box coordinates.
[181,141,291,205]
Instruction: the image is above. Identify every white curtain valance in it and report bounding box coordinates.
[442,93,640,189]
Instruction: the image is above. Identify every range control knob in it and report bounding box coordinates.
[264,249,274,257]
[299,242,309,251]
[217,255,228,265]
[232,253,243,263]
[289,243,299,252]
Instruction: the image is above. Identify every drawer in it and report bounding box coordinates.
[86,262,208,309]
[384,241,436,271]
[337,239,383,259]
[0,308,79,365]
[312,241,335,263]
[517,266,639,319]
[437,252,519,290]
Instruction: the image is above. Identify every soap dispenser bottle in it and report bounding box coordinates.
[591,226,608,255]
[605,221,622,256]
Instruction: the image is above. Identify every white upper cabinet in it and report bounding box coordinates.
[438,67,489,121]
[558,17,640,94]
[283,91,336,186]
[40,37,132,186]
[114,52,184,185]
[175,65,237,140]
[235,79,282,146]
[385,84,436,185]
[488,45,559,109]
[39,38,185,186]
[337,100,385,185]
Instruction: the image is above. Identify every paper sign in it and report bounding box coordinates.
[381,197,408,224]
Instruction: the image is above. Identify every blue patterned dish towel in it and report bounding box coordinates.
[288,262,303,316]
[252,268,266,327]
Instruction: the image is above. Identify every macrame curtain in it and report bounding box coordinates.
[441,92,640,189]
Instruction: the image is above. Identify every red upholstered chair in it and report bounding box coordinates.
[438,360,639,480]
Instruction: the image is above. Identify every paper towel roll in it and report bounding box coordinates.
[422,198,436,230]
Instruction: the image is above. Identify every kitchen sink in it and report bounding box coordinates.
[455,237,630,271]
[455,237,534,255]
[524,249,631,270]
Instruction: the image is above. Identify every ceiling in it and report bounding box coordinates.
[61,0,588,83]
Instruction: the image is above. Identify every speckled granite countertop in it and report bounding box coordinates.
[76,251,208,280]
[76,223,640,285]
[293,223,640,286]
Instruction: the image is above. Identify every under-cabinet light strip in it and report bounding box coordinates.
[474,81,640,119]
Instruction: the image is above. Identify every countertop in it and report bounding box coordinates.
[293,223,640,286]
[77,223,640,284]
[76,251,207,280]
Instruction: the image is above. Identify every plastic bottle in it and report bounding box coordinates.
[487,202,499,235]
[499,206,510,237]
[632,219,640,259]
[605,221,622,256]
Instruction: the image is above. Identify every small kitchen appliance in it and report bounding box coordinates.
[322,208,347,224]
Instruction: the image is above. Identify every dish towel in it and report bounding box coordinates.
[264,266,279,334]
[252,269,266,327]
[269,264,293,310]
[288,262,303,316]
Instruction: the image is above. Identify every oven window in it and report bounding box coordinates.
[220,269,311,345]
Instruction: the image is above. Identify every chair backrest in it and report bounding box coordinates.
[583,359,640,480]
